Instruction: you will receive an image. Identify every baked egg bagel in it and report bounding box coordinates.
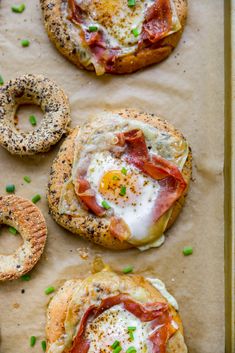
[47,109,192,250]
[40,0,187,75]
[46,270,188,353]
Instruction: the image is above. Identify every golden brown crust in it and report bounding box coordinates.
[40,0,187,75]
[47,109,192,250]
[46,271,187,353]
[0,195,47,281]
[0,74,71,155]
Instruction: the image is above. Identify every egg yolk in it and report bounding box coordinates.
[99,170,140,206]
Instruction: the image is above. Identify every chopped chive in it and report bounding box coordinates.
[101,200,111,210]
[126,347,137,353]
[88,25,98,32]
[6,184,15,193]
[128,0,136,6]
[21,274,31,281]
[119,185,126,196]
[23,175,31,183]
[129,331,134,341]
[0,75,4,85]
[45,286,55,295]
[121,167,127,175]
[128,327,136,341]
[132,28,139,37]
[113,346,122,353]
[113,175,120,181]
[9,226,17,235]
[128,327,136,331]
[21,39,30,47]
[41,340,46,352]
[183,246,193,256]
[111,341,120,349]
[123,266,133,274]
[32,194,41,203]
[30,336,36,347]
[29,115,37,126]
[11,4,25,13]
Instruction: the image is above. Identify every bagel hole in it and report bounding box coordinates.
[15,104,43,132]
[0,225,23,255]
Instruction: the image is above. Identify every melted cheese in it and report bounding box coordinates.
[146,277,179,310]
[59,112,188,248]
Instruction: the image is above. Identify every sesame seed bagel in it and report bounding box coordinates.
[40,0,187,75]
[0,74,71,155]
[46,270,187,353]
[47,109,192,250]
[0,195,47,281]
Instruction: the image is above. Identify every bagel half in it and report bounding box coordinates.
[47,109,192,250]
[0,195,47,281]
[40,0,187,75]
[46,270,187,353]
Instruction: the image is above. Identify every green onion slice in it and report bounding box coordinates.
[122,266,133,274]
[126,347,137,353]
[6,184,15,193]
[121,167,127,175]
[21,39,30,47]
[32,194,41,204]
[132,28,139,37]
[183,246,193,256]
[41,340,47,352]
[113,346,122,353]
[102,200,111,210]
[21,274,31,281]
[30,336,36,347]
[9,226,17,235]
[111,341,120,349]
[23,176,31,183]
[119,185,126,196]
[88,25,98,32]
[29,115,37,126]
[45,286,55,295]
[128,0,136,6]
[12,4,25,13]
[0,75,4,85]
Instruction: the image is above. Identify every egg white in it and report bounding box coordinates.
[87,152,160,243]
[85,305,149,353]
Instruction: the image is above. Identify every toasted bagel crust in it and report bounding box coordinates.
[0,195,47,281]
[46,271,187,353]
[0,74,71,155]
[40,0,187,75]
[47,109,192,250]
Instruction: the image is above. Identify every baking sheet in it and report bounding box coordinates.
[0,1,226,352]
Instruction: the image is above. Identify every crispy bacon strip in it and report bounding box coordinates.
[75,177,105,217]
[141,0,173,45]
[116,129,187,221]
[69,294,177,353]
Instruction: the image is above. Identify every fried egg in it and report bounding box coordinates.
[85,305,149,353]
[59,112,189,247]
[87,152,160,243]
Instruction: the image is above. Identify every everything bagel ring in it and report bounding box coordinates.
[0,195,47,281]
[0,74,71,155]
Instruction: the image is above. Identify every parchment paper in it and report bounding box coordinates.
[0,1,225,352]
